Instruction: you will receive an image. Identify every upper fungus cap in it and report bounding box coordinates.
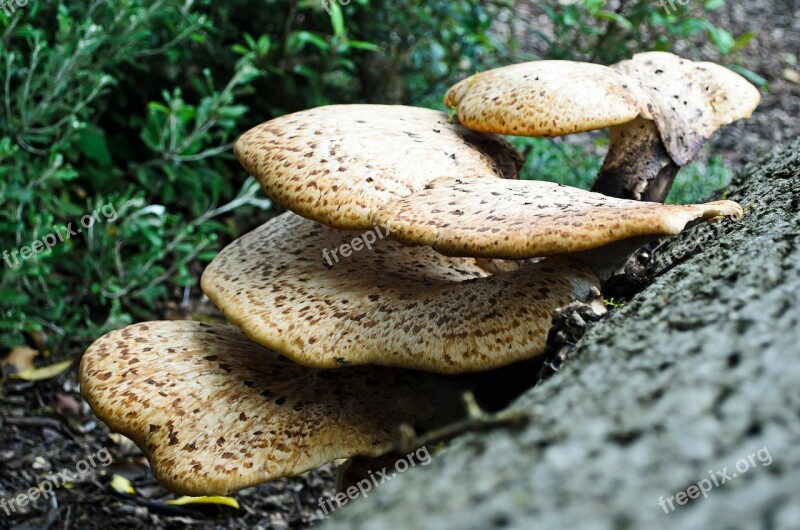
[79,321,433,496]
[200,212,599,374]
[233,104,523,230]
[444,61,655,136]
[612,51,762,166]
[371,176,744,260]
[445,54,760,166]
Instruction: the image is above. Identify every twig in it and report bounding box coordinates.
[395,391,531,454]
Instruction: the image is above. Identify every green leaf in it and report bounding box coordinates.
[76,126,113,166]
[293,64,320,80]
[732,31,756,53]
[708,26,735,55]
[348,40,380,52]
[727,64,769,88]
[704,0,726,10]
[287,31,330,55]
[0,290,30,306]
[329,2,346,39]
[595,10,633,30]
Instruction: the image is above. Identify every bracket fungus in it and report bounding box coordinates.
[445,52,760,202]
[234,104,523,229]
[81,62,754,496]
[593,52,761,201]
[80,321,433,495]
[372,176,744,273]
[201,212,599,374]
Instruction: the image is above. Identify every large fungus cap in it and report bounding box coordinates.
[372,177,744,260]
[234,105,523,230]
[201,213,599,374]
[80,321,433,495]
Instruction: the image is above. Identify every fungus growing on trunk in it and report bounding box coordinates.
[80,321,433,495]
[234,104,523,229]
[200,212,599,374]
[445,52,760,202]
[593,52,761,201]
[80,59,756,497]
[371,176,743,278]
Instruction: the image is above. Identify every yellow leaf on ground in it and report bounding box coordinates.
[12,360,73,381]
[2,346,37,376]
[166,496,240,509]
[110,474,136,495]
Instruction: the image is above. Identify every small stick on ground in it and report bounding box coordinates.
[395,391,531,455]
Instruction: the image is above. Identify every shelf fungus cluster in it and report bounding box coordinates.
[81,53,756,496]
[446,51,760,202]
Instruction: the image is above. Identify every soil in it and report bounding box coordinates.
[1,1,797,529]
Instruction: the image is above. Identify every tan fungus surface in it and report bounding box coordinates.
[201,213,599,374]
[80,321,433,496]
[444,61,654,136]
[612,51,761,165]
[372,177,744,259]
[234,105,523,230]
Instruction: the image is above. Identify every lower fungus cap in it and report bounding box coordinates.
[79,321,434,496]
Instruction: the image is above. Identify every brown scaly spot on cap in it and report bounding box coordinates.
[233,105,523,230]
[200,212,599,374]
[372,176,744,260]
[79,321,433,496]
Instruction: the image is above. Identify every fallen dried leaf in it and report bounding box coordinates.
[2,346,37,377]
[110,474,136,495]
[54,393,81,417]
[166,496,240,509]
[13,360,73,382]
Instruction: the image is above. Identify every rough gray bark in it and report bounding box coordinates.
[320,139,800,530]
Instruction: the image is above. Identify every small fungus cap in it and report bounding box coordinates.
[234,105,523,230]
[372,177,744,260]
[444,61,654,137]
[80,321,433,495]
[201,213,599,374]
